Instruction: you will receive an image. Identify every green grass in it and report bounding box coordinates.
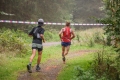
[0,45,62,80]
[57,52,94,80]
[0,57,27,80]
[0,51,32,80]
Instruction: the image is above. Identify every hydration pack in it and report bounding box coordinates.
[33,27,40,38]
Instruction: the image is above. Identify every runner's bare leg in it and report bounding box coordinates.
[37,51,42,65]
[65,46,70,56]
[62,46,65,64]
[30,49,36,63]
[62,46,65,57]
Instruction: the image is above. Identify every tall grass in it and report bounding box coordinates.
[74,27,105,47]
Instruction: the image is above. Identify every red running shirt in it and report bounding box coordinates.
[61,27,71,42]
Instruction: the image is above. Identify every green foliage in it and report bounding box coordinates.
[0,28,29,56]
[98,0,120,48]
[72,66,96,80]
[44,29,59,42]
[97,0,120,79]
[92,47,120,80]
[98,56,118,79]
[71,47,119,80]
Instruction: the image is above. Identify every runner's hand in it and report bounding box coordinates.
[61,38,62,41]
[43,40,45,43]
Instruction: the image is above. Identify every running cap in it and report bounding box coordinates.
[38,18,44,26]
[38,19,44,23]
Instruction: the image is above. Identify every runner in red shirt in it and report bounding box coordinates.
[59,22,75,64]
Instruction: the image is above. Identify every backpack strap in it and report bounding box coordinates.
[33,27,38,34]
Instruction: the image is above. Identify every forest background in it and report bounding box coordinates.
[0,0,103,31]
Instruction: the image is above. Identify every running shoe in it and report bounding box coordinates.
[27,64,32,73]
[62,57,66,64]
[36,65,41,71]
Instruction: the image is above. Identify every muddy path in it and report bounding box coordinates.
[18,42,97,80]
[18,50,96,80]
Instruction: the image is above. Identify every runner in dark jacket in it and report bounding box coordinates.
[27,19,45,73]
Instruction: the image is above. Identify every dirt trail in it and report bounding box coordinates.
[43,42,60,47]
[18,58,63,80]
[18,49,96,80]
[18,42,97,80]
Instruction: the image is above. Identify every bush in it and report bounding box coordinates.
[44,30,59,42]
[72,66,96,80]
[92,50,120,80]
[0,28,29,56]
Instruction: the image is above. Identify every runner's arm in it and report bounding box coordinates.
[71,30,75,40]
[40,34,45,43]
[39,29,45,43]
[28,28,34,37]
[59,29,63,40]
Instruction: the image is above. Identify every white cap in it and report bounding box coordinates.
[38,19,44,23]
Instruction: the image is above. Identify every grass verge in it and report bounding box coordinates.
[57,52,94,80]
[57,45,116,80]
